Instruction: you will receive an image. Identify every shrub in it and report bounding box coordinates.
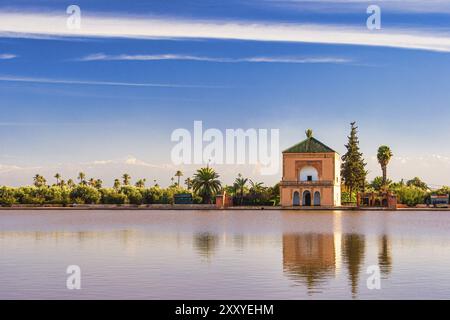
[100,188,127,205]
[341,191,357,203]
[393,186,428,207]
[0,186,16,206]
[70,185,100,204]
[120,186,143,205]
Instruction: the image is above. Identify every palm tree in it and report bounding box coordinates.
[54,173,61,186]
[135,179,146,188]
[122,173,131,186]
[175,170,183,186]
[234,173,248,205]
[113,179,121,190]
[249,180,266,205]
[33,174,46,188]
[77,172,86,185]
[192,167,222,204]
[88,178,96,187]
[67,179,75,188]
[377,146,393,187]
[185,177,192,190]
[94,179,103,189]
[249,180,264,193]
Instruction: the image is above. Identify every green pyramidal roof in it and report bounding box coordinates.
[283,136,336,154]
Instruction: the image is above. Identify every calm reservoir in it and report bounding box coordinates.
[1,210,450,299]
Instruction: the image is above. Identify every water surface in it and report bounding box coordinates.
[1,210,450,299]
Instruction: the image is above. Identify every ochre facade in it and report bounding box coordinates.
[280,135,341,207]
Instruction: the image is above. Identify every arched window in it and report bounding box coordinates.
[314,191,321,206]
[303,191,312,206]
[299,166,319,182]
[293,191,300,206]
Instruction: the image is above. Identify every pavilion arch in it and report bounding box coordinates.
[314,191,321,206]
[293,191,300,206]
[303,190,312,206]
[299,166,319,182]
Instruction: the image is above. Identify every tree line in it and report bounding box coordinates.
[0,122,448,207]
[0,167,279,206]
[340,122,449,206]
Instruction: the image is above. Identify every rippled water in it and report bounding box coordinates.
[1,210,450,299]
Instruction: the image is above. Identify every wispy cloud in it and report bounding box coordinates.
[88,156,173,170]
[78,53,352,64]
[0,53,16,60]
[0,75,222,88]
[264,0,450,14]
[1,11,450,52]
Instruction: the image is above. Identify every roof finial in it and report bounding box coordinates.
[305,129,313,138]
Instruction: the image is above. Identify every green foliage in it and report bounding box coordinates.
[406,177,428,190]
[341,191,357,203]
[341,122,367,194]
[2,171,283,207]
[370,176,392,192]
[33,174,47,188]
[234,173,248,205]
[392,185,428,207]
[0,186,17,206]
[44,186,71,205]
[101,189,127,205]
[192,167,222,204]
[120,186,143,205]
[70,185,101,204]
[377,145,393,186]
[435,186,450,196]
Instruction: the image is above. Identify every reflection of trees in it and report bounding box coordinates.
[378,235,392,276]
[282,233,335,291]
[193,232,219,260]
[232,234,245,250]
[342,233,365,298]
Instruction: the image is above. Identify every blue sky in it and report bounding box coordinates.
[1,0,450,187]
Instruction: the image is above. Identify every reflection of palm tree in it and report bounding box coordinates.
[342,233,366,298]
[378,235,392,276]
[193,233,219,260]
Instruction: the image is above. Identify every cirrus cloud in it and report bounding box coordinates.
[0,11,450,52]
[77,53,352,64]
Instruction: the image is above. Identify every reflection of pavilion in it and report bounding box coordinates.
[282,233,336,290]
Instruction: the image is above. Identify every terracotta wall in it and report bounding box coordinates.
[280,186,335,207]
[282,153,337,181]
[280,152,341,207]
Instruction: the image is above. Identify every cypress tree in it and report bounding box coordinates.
[341,122,367,200]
